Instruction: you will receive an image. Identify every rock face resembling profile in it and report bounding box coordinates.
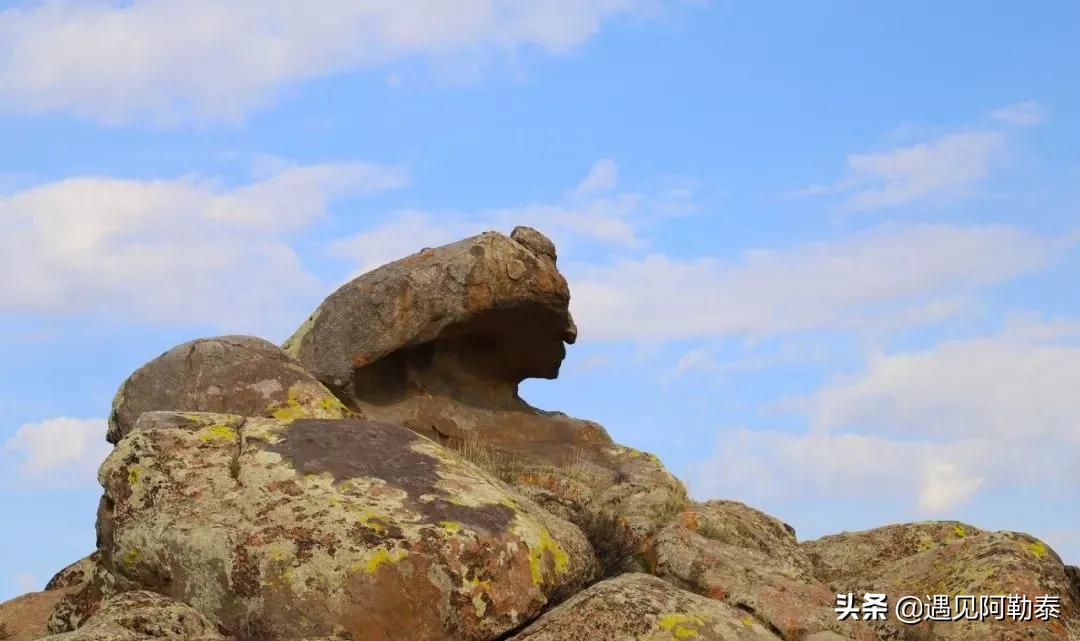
[283,227,577,398]
[5,226,1079,641]
[107,336,350,444]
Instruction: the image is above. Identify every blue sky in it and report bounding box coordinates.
[2,1,1079,602]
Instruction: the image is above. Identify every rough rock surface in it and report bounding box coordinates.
[45,554,101,592]
[803,522,1080,640]
[38,591,226,640]
[283,227,687,571]
[506,573,782,641]
[284,227,577,396]
[92,411,597,640]
[107,336,349,444]
[642,501,865,640]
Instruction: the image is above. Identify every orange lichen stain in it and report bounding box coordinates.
[681,510,700,531]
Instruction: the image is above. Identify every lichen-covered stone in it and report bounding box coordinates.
[47,558,138,634]
[38,591,227,640]
[641,501,866,640]
[283,228,577,395]
[803,522,1080,640]
[107,335,349,444]
[506,573,783,641]
[45,554,101,592]
[95,411,597,640]
[283,227,686,573]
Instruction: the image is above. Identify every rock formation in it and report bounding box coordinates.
[2,227,1077,641]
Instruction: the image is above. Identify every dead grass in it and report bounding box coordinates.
[0,622,12,640]
[457,429,526,483]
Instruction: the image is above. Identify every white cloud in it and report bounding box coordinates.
[572,158,619,197]
[839,131,1005,211]
[809,331,1080,443]
[4,417,111,484]
[0,161,406,335]
[691,320,1080,515]
[331,159,668,275]
[0,0,662,123]
[802,103,1047,211]
[571,223,1069,341]
[986,100,1045,127]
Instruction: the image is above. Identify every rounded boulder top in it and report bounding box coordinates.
[282,228,578,395]
[107,335,349,444]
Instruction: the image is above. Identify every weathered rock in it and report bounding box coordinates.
[803,522,1080,640]
[107,335,349,444]
[95,411,597,640]
[38,591,226,640]
[0,589,74,641]
[46,554,101,592]
[283,228,577,400]
[641,501,866,640]
[506,573,782,640]
[283,228,687,572]
[46,561,140,634]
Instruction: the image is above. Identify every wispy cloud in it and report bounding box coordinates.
[0,0,666,124]
[571,223,1071,341]
[690,318,1080,514]
[331,159,681,275]
[801,102,1044,211]
[986,100,1045,127]
[4,417,110,485]
[0,160,407,335]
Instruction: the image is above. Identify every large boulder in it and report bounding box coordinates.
[38,591,226,641]
[506,573,782,641]
[803,522,1080,640]
[107,336,349,444]
[282,228,687,572]
[283,227,577,398]
[91,411,597,640]
[641,501,865,640]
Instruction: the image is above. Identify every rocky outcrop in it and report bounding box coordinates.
[283,228,686,572]
[38,591,226,640]
[283,227,576,398]
[14,226,1077,641]
[107,336,349,444]
[506,573,782,640]
[803,522,1080,640]
[641,501,865,640]
[88,411,596,640]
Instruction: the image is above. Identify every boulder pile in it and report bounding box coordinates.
[2,227,1077,641]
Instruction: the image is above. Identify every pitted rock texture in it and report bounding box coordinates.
[95,412,597,641]
[367,395,689,575]
[283,228,577,398]
[283,227,686,572]
[38,591,226,640]
[803,522,1080,640]
[45,554,100,592]
[641,502,865,640]
[108,336,349,444]
[506,573,783,641]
